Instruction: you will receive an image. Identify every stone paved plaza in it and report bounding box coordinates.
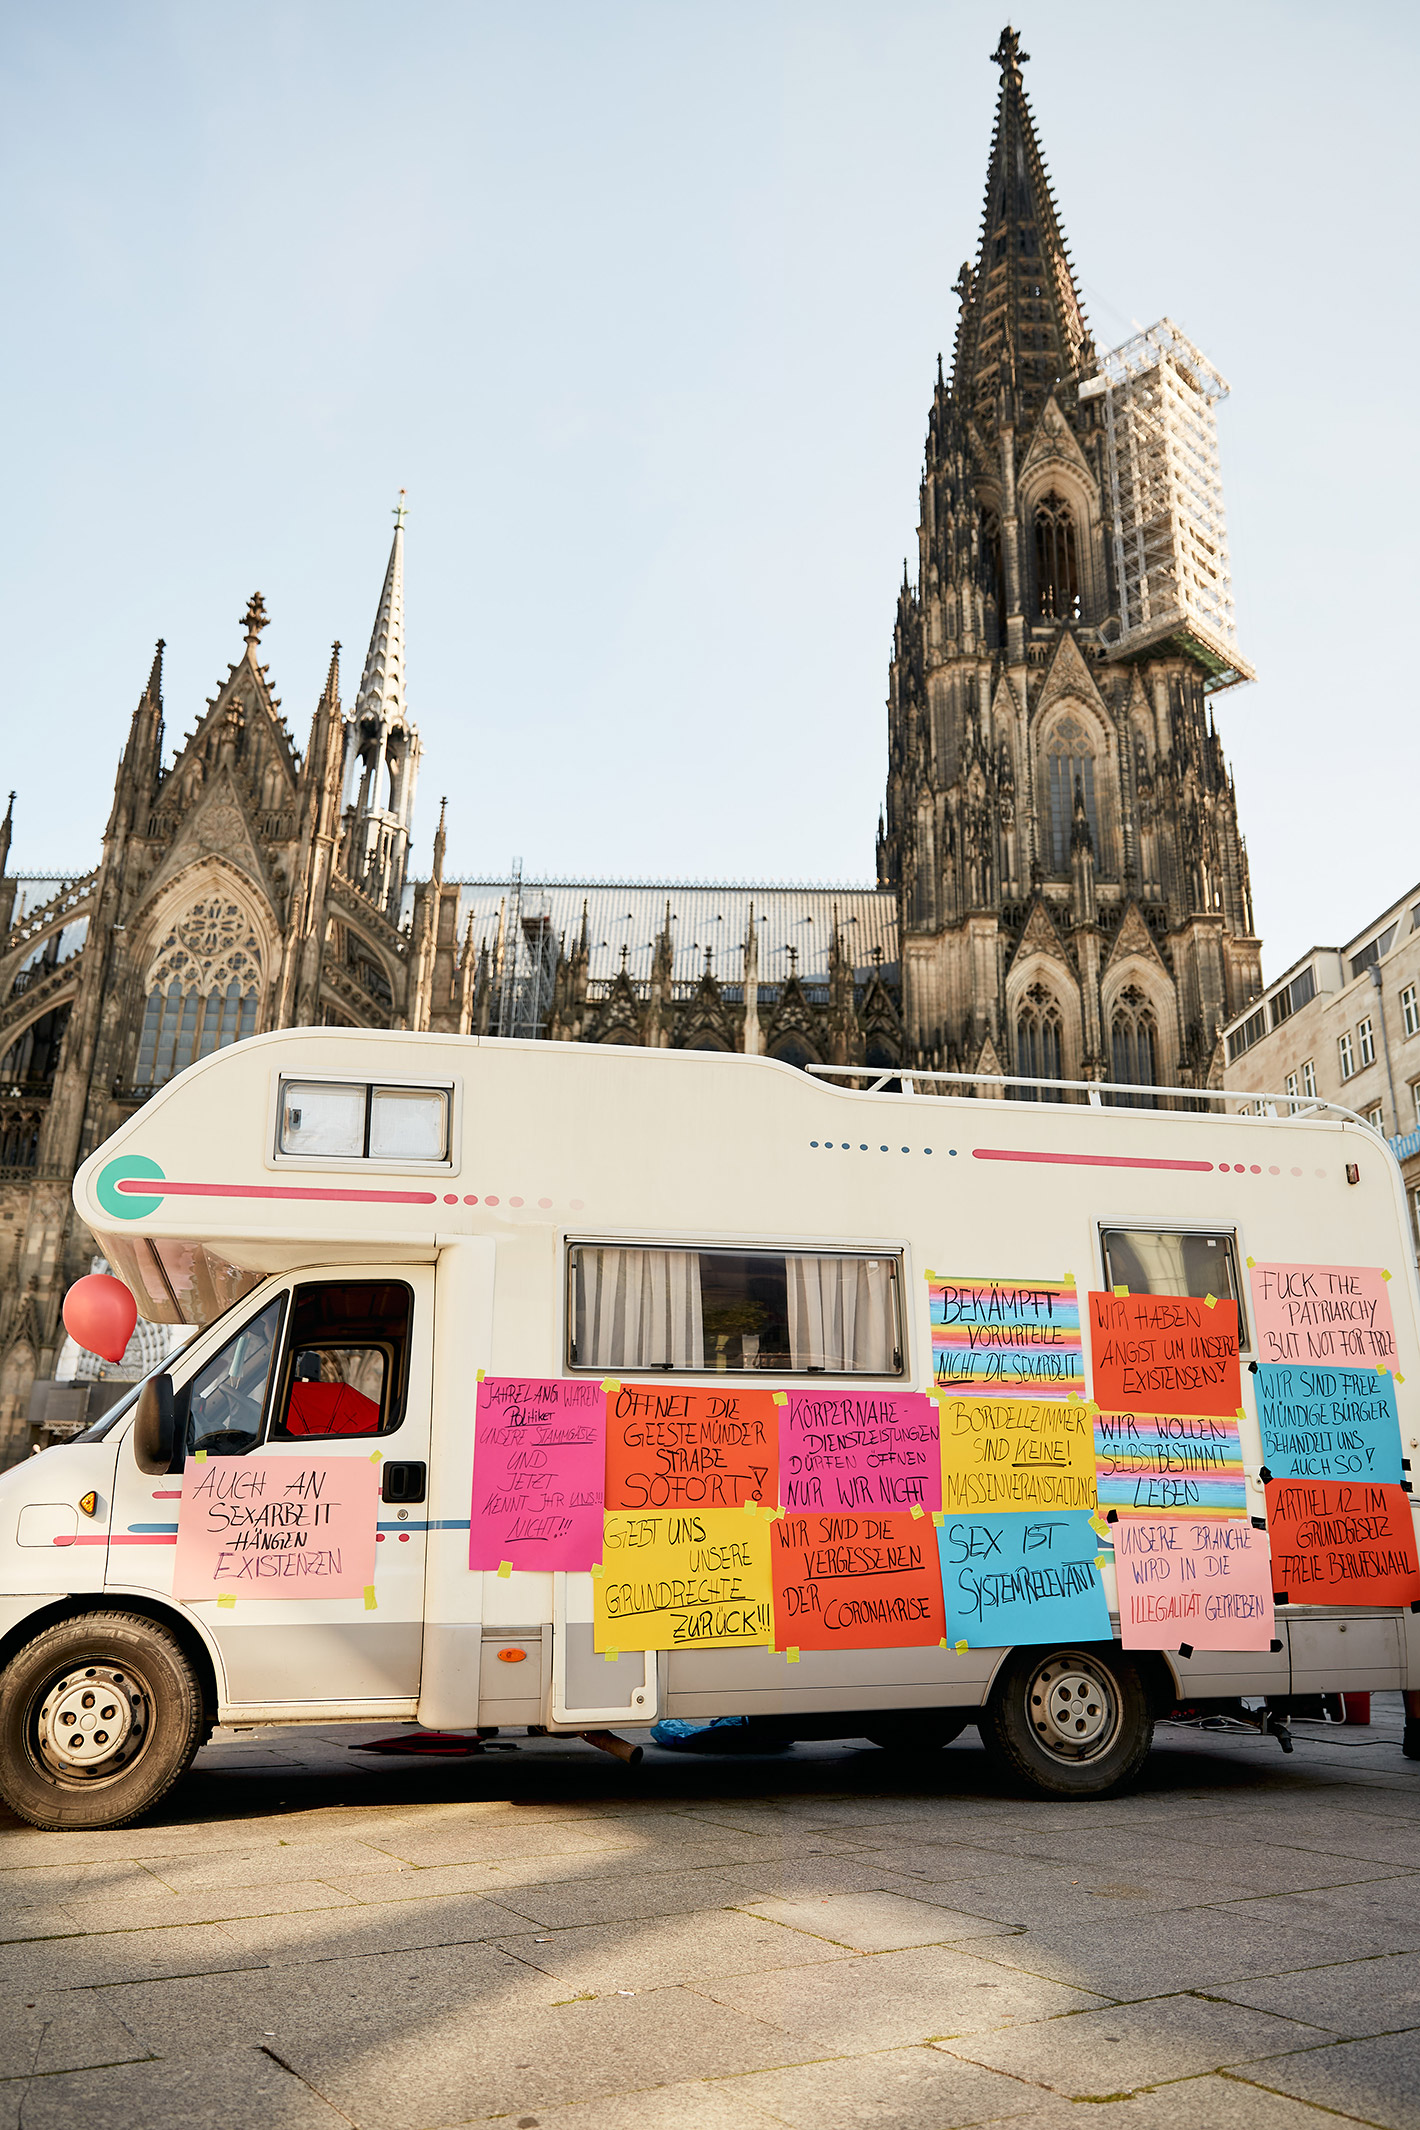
[1,1702,1418,2130]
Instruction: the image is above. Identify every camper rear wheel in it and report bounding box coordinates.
[0,1612,205,1832]
[981,1646,1152,1799]
[864,1712,971,1754]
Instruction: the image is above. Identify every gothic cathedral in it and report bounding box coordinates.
[0,29,1262,1457]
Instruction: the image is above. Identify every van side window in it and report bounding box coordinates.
[1099,1228,1249,1350]
[183,1297,286,1458]
[567,1246,903,1377]
[269,1282,412,1439]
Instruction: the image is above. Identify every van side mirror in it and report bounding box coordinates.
[132,1373,175,1475]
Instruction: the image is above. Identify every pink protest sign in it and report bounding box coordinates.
[1249,1263,1397,1368]
[470,1377,606,1571]
[1113,1515,1275,1652]
[779,1389,940,1513]
[173,1453,379,1598]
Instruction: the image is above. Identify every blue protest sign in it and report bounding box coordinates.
[936,1510,1111,1649]
[1254,1365,1403,1484]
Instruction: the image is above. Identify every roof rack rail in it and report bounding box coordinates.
[804,1064,1373,1129]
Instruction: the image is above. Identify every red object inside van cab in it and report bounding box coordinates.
[286,1381,381,1436]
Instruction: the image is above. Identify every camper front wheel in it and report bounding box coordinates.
[981,1645,1152,1799]
[0,1612,206,1832]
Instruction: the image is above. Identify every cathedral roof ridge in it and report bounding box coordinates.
[445,874,888,893]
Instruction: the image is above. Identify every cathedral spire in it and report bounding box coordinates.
[145,638,165,705]
[345,499,420,917]
[0,791,12,878]
[951,26,1089,434]
[354,495,407,745]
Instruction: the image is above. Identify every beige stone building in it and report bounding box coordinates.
[1221,883,1420,1252]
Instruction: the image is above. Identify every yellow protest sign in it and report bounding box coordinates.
[595,1508,773,1651]
[938,1396,1097,1513]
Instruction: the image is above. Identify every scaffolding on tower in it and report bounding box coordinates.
[1080,318,1255,693]
[493,858,557,1040]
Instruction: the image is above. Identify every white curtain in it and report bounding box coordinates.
[575,1249,704,1369]
[787,1256,896,1373]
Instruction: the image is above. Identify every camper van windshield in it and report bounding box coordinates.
[568,1245,903,1376]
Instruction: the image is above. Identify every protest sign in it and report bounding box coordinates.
[1087,1291,1240,1418]
[929,1277,1084,1398]
[605,1382,777,1511]
[937,1511,1110,1648]
[1250,1264,1397,1368]
[938,1396,1096,1513]
[1113,1515,1275,1651]
[595,1508,773,1650]
[1264,1478,1420,1606]
[1255,1365,1403,1484]
[469,1377,605,1571]
[779,1389,940,1513]
[771,1509,946,1650]
[1094,1411,1246,1516]
[173,1452,378,1598]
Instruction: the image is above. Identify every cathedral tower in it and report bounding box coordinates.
[879,26,1259,1093]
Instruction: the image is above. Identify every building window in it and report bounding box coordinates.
[1284,1071,1298,1112]
[1033,492,1080,621]
[1338,1031,1355,1080]
[1301,1059,1317,1098]
[1413,1188,1420,1249]
[1015,983,1062,1097]
[1358,1017,1375,1068]
[1045,715,1099,870]
[1412,1083,1420,1129]
[134,894,262,1089]
[1403,984,1419,1038]
[1110,985,1158,1107]
[1363,1104,1385,1134]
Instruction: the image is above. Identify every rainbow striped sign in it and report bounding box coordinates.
[1094,1411,1247,1517]
[929,1277,1084,1399]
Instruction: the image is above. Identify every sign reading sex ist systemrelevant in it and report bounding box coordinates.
[173,1453,379,1598]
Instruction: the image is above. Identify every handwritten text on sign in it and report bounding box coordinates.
[173,1453,378,1598]
[469,1377,605,1571]
[779,1390,940,1512]
[1264,1479,1420,1607]
[929,1277,1084,1398]
[1250,1264,1397,1368]
[938,1397,1096,1513]
[937,1512,1110,1648]
[605,1382,777,1511]
[1113,1516,1275,1651]
[1087,1292,1241,1418]
[1094,1412,1246,1516]
[772,1510,946,1650]
[595,1509,773,1650]
[1255,1366,1403,1485]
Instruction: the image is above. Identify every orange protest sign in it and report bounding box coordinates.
[771,1509,946,1650]
[1086,1291,1241,1419]
[604,1382,778,1511]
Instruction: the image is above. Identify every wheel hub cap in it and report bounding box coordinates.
[1028,1656,1117,1761]
[37,1666,144,1777]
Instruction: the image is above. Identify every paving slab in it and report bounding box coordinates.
[491,1907,858,1992]
[1211,1949,1420,2039]
[719,2044,1044,2128]
[991,2069,1380,2130]
[2,2044,351,2130]
[939,1993,1335,2099]
[736,1890,1017,1953]
[1242,2032,1420,2130]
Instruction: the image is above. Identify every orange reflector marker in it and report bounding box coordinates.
[496,1647,528,1663]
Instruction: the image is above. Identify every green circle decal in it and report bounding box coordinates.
[95,1155,165,1221]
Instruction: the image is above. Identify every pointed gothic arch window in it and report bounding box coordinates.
[134,892,263,1089]
[1110,985,1158,1107]
[981,511,1006,642]
[0,1004,72,1092]
[1046,715,1100,871]
[1033,491,1080,622]
[1014,982,1062,1099]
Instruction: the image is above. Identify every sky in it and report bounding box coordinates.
[2,1,1415,978]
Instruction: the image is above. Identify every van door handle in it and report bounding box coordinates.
[382,1461,427,1505]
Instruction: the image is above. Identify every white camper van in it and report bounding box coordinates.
[0,1030,1416,1830]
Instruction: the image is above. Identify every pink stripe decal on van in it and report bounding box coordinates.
[115,1179,439,1206]
[973,1149,1214,1174]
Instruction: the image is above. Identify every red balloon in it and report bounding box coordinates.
[62,1273,138,1364]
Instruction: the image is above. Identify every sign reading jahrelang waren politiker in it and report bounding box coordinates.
[173,1453,379,1599]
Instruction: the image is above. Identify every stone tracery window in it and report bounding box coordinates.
[1110,984,1158,1107]
[1046,715,1100,870]
[1015,981,1062,1098]
[1033,491,1080,621]
[134,893,263,1087]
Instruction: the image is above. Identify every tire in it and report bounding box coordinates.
[980,1644,1152,1800]
[0,1611,205,1832]
[864,1711,971,1754]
